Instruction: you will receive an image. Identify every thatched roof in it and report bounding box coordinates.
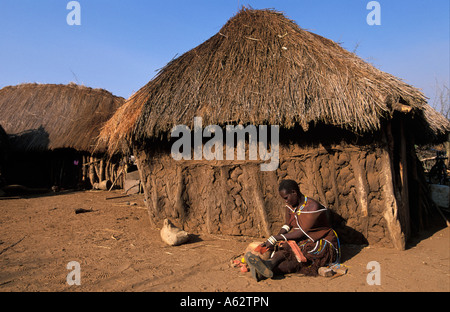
[100,8,449,152]
[0,83,125,153]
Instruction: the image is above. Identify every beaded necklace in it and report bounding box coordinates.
[295,196,308,215]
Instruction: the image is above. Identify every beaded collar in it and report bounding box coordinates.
[295,196,308,215]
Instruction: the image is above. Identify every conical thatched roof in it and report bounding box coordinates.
[100,8,449,152]
[0,83,125,153]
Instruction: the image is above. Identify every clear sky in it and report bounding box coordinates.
[0,0,448,108]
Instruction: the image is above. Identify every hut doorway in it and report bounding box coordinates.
[5,148,83,189]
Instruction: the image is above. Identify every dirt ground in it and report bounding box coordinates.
[0,190,448,292]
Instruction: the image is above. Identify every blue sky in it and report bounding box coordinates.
[0,0,448,108]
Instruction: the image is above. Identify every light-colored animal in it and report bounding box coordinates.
[160,218,190,246]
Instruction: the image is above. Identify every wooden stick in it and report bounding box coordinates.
[81,155,87,183]
[106,194,130,200]
[393,102,413,113]
[108,169,124,191]
[99,159,104,182]
[89,156,96,186]
[82,159,101,166]
[124,182,140,194]
[0,236,26,256]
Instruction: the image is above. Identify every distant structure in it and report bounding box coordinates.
[0,83,126,189]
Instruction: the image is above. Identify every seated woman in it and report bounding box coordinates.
[245,179,341,281]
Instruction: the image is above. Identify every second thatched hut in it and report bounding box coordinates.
[100,9,449,249]
[0,83,126,190]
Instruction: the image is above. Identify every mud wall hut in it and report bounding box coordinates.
[0,83,126,190]
[99,9,450,249]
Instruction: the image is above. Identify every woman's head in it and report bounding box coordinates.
[278,179,302,207]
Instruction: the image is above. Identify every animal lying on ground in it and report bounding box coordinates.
[160,218,190,246]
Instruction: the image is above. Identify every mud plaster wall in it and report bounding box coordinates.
[135,142,397,247]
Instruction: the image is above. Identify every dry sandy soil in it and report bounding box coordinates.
[0,190,448,294]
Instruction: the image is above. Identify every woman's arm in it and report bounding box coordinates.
[277,206,293,235]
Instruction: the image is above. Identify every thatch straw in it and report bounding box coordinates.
[419,104,450,141]
[99,8,449,153]
[0,83,125,153]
